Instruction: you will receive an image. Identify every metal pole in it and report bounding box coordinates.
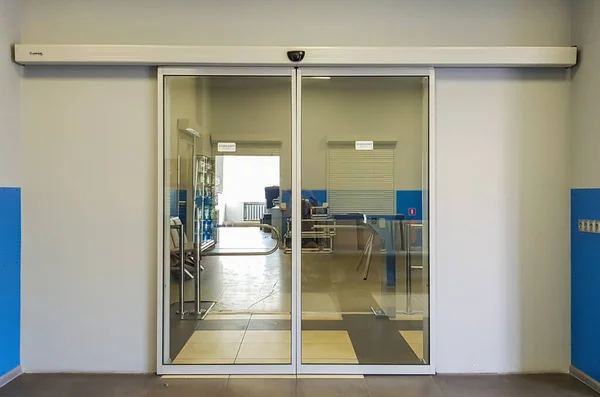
[405,221,412,314]
[362,237,374,280]
[194,208,201,314]
[178,223,186,315]
[193,157,201,316]
[355,233,373,271]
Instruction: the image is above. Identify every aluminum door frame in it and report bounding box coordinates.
[157,66,298,375]
[295,67,435,375]
[157,66,436,375]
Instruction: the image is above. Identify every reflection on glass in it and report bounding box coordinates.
[163,76,292,365]
[300,76,430,365]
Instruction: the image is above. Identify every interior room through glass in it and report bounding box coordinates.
[160,70,430,373]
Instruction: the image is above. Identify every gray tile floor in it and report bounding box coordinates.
[0,374,597,397]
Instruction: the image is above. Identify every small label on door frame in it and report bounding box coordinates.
[355,141,374,150]
[217,142,237,152]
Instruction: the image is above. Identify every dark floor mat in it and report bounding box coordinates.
[169,301,217,359]
[342,314,422,365]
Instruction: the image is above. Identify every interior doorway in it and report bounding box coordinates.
[216,155,280,223]
[214,155,280,255]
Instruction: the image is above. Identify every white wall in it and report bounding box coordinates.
[207,78,424,191]
[167,76,200,190]
[571,0,600,188]
[0,0,21,378]
[0,0,21,187]
[569,1,600,381]
[21,67,157,372]
[19,0,572,373]
[21,0,570,47]
[435,69,570,373]
[302,79,424,191]
[209,80,293,189]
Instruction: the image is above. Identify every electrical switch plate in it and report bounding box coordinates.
[577,219,600,233]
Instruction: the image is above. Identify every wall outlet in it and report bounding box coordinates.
[579,219,600,234]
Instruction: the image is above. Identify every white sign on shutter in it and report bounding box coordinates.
[217,142,237,152]
[355,140,374,151]
[212,142,281,156]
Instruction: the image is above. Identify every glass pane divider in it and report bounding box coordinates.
[292,67,302,371]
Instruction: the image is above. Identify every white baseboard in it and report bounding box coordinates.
[0,366,23,389]
[570,365,600,394]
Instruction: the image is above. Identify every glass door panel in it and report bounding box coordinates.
[299,75,430,366]
[162,73,294,367]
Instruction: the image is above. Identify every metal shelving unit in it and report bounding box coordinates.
[194,155,217,245]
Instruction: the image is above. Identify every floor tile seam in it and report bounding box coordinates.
[361,375,375,397]
[233,327,250,362]
[431,376,453,397]
[220,375,231,397]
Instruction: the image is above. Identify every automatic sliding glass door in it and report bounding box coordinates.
[296,69,432,374]
[158,67,433,375]
[160,68,297,374]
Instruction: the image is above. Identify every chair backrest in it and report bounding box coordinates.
[170,217,191,251]
[170,217,180,250]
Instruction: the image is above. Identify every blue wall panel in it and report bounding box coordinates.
[396,190,423,220]
[571,188,600,382]
[169,190,188,228]
[0,187,21,376]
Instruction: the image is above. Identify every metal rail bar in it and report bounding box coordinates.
[202,223,280,257]
[405,222,425,315]
[312,224,369,230]
[195,231,201,315]
[355,233,373,270]
[170,223,186,315]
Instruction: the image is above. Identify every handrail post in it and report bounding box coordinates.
[194,209,202,315]
[177,223,186,315]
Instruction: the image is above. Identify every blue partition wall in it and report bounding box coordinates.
[0,187,20,377]
[571,188,600,382]
[281,190,423,219]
